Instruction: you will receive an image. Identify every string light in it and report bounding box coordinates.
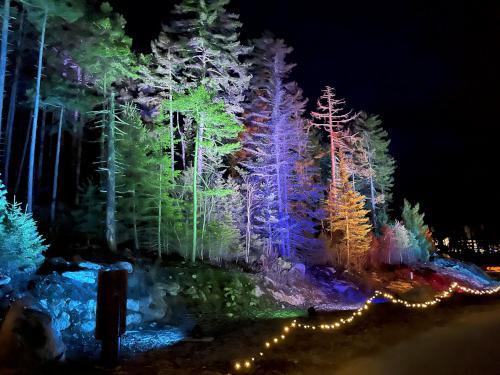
[232,282,500,371]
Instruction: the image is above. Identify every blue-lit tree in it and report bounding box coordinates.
[21,0,84,212]
[0,178,46,283]
[242,36,317,258]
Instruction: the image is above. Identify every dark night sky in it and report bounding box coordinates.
[110,0,500,239]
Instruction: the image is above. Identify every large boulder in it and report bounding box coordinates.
[0,303,65,367]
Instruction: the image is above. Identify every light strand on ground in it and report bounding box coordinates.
[232,282,500,372]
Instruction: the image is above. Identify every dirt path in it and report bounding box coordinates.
[51,294,500,375]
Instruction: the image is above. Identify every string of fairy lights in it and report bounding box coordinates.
[232,282,500,372]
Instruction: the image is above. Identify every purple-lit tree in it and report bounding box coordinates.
[243,36,317,258]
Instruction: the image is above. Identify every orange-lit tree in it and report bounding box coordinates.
[326,154,371,270]
[309,86,357,190]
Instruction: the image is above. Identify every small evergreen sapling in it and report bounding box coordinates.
[0,178,47,280]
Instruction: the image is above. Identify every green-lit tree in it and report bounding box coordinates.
[72,2,135,252]
[353,112,395,229]
[402,199,433,261]
[171,86,241,262]
[165,0,251,175]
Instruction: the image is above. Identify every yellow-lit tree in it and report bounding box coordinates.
[326,154,372,270]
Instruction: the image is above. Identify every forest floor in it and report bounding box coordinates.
[45,291,500,375]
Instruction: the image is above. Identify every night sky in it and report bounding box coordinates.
[109,0,500,239]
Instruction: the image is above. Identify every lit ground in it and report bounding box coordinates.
[46,292,500,375]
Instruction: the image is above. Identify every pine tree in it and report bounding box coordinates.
[242,36,311,258]
[402,199,432,261]
[165,0,251,174]
[171,85,241,262]
[72,181,103,246]
[138,32,186,174]
[0,0,11,139]
[353,112,395,229]
[72,2,135,252]
[310,86,357,190]
[21,0,84,212]
[327,155,371,270]
[0,177,47,280]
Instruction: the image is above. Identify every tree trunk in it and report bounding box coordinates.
[132,186,139,251]
[106,92,117,253]
[36,108,47,191]
[0,0,10,140]
[27,8,48,212]
[50,107,64,224]
[177,111,186,169]
[157,163,162,259]
[191,120,201,263]
[168,86,175,173]
[74,115,83,204]
[3,9,24,187]
[245,187,252,263]
[15,110,33,195]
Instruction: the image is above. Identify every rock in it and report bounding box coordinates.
[0,303,65,367]
[126,313,142,326]
[81,320,95,333]
[78,261,103,271]
[0,275,11,286]
[48,257,70,267]
[62,270,97,284]
[127,299,141,312]
[164,282,180,296]
[252,285,265,298]
[111,261,133,274]
[277,257,292,271]
[52,312,71,331]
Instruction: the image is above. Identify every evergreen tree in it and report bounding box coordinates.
[353,112,395,229]
[242,36,315,258]
[138,32,186,174]
[21,0,84,212]
[72,2,135,252]
[72,181,103,246]
[3,9,26,187]
[171,85,241,262]
[0,0,11,138]
[310,86,357,190]
[0,178,47,281]
[402,199,432,261]
[165,0,251,174]
[327,155,371,270]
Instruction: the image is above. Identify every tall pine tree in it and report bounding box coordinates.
[327,154,371,270]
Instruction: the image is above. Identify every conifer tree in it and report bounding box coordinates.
[171,85,241,262]
[21,0,84,212]
[310,86,357,191]
[72,2,135,252]
[353,112,395,229]
[327,155,371,270]
[242,36,315,258]
[138,32,186,173]
[165,0,251,173]
[0,0,11,137]
[402,199,432,261]
[0,177,46,281]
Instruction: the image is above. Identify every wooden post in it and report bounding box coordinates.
[95,269,128,367]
